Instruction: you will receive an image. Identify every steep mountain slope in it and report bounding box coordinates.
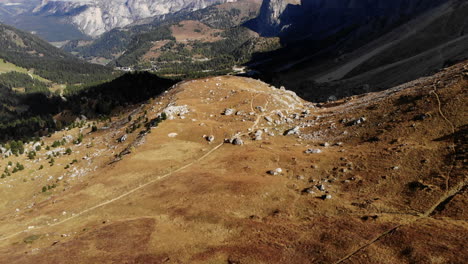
[0,22,117,143]
[0,0,242,41]
[0,71,176,142]
[0,61,466,263]
[0,0,39,19]
[0,23,114,84]
[33,0,239,37]
[0,0,88,42]
[64,0,275,78]
[250,0,468,102]
[251,0,446,41]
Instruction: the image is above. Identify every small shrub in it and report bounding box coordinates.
[17,163,24,171]
[28,151,36,160]
[74,134,83,144]
[24,235,41,244]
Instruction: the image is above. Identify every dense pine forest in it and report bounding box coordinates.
[0,72,176,143]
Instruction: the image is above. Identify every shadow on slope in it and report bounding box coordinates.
[242,0,466,102]
[0,72,177,141]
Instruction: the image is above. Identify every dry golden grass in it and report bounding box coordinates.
[170,20,223,43]
[0,62,466,263]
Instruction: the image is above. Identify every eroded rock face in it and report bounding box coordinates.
[33,0,239,37]
[255,0,300,36]
[253,0,446,39]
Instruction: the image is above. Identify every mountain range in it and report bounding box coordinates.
[247,0,468,101]
[1,0,467,97]
[0,0,466,263]
[0,0,240,41]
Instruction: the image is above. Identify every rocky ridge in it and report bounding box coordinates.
[0,61,466,263]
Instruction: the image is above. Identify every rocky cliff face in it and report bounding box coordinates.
[253,0,448,39]
[33,0,238,37]
[255,0,300,36]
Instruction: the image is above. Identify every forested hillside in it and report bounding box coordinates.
[63,0,277,78]
[0,23,115,84]
[0,71,49,94]
[0,72,176,142]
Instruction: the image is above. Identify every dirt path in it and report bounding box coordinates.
[334,88,465,263]
[334,179,467,264]
[0,91,298,243]
[0,140,225,242]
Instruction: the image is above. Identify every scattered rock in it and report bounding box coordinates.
[264,116,273,123]
[256,106,265,112]
[118,134,128,143]
[232,138,244,145]
[322,194,332,200]
[206,135,215,142]
[305,149,322,154]
[62,135,74,143]
[284,126,300,136]
[163,105,190,119]
[223,108,235,116]
[168,133,178,138]
[317,184,326,191]
[268,168,283,175]
[254,130,263,141]
[348,117,367,126]
[414,113,429,121]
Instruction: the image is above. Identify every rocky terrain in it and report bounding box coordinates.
[0,0,241,41]
[63,0,269,78]
[0,60,466,263]
[33,0,239,37]
[252,0,468,102]
[250,0,446,39]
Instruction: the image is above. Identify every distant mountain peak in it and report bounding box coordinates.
[32,0,239,37]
